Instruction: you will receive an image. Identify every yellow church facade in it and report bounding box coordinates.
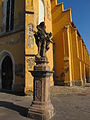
[0,0,90,93]
[52,1,90,86]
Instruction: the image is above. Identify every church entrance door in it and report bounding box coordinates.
[1,56,13,90]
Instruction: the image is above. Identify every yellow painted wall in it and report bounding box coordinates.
[65,24,90,85]
[51,1,90,86]
[70,28,81,85]
[25,0,54,93]
[0,0,25,91]
[51,1,72,85]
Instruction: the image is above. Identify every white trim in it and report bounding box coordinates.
[0,50,15,90]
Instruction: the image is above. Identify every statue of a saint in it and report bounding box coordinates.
[34,22,52,58]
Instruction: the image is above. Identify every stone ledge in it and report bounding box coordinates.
[71,80,82,86]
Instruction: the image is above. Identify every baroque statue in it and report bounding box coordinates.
[28,22,55,120]
[34,22,52,58]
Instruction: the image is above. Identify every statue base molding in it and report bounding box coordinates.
[28,101,55,120]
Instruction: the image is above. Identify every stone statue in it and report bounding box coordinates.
[34,22,52,58]
[28,22,55,120]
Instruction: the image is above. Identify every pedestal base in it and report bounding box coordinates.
[28,101,55,120]
[28,59,55,120]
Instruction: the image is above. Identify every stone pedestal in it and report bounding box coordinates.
[28,58,55,120]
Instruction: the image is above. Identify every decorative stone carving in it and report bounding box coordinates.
[27,23,34,48]
[27,56,35,69]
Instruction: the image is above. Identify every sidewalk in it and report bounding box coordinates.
[0,86,90,120]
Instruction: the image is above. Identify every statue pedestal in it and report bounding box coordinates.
[28,59,55,120]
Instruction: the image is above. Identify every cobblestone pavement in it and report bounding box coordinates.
[0,86,90,120]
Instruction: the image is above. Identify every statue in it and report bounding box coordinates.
[34,22,52,58]
[28,22,55,120]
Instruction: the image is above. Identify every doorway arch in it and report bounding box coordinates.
[0,50,15,90]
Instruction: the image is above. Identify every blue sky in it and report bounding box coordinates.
[57,0,90,53]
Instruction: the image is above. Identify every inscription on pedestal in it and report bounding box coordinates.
[35,79,42,101]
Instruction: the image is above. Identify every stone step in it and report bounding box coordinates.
[85,83,90,87]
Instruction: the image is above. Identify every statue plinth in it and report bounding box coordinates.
[28,57,55,120]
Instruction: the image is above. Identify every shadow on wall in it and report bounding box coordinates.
[0,101,28,117]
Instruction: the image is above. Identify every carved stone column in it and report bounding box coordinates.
[28,57,55,120]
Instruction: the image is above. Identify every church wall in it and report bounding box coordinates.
[51,1,90,86]
[70,28,82,85]
[51,2,72,85]
[83,46,90,83]
[0,0,24,32]
[63,27,70,84]
[0,0,2,32]
[25,0,54,93]
[0,31,25,91]
[0,0,25,92]
[68,25,90,86]
[14,0,24,30]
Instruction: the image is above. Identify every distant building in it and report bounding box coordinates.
[0,0,89,93]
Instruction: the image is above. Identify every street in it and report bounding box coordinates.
[0,86,90,120]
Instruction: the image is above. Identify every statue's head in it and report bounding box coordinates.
[37,22,46,31]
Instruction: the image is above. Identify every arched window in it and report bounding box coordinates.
[39,0,45,24]
[2,0,14,32]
